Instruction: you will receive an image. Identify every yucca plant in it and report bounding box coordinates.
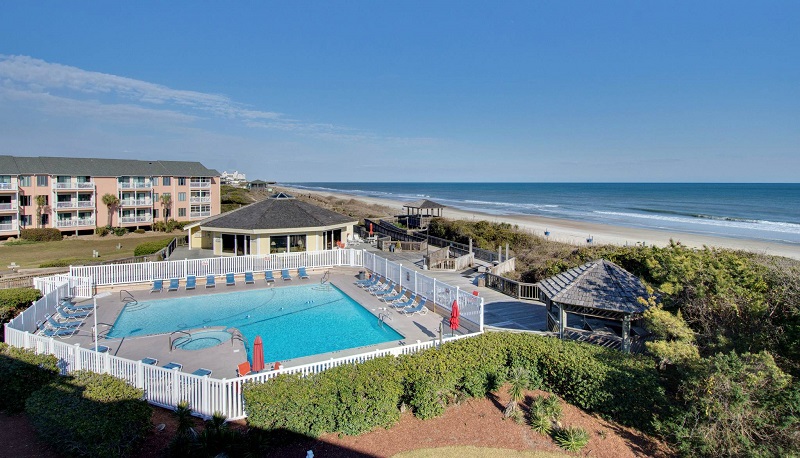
[553,426,590,452]
[542,394,562,420]
[529,394,562,434]
[503,366,529,419]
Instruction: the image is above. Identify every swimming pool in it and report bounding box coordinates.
[106,284,404,362]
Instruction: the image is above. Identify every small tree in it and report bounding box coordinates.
[504,366,529,421]
[160,193,172,223]
[35,195,47,228]
[102,193,119,227]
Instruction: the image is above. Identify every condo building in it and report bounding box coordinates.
[0,155,221,239]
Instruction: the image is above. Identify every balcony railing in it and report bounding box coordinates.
[0,202,18,211]
[0,222,18,232]
[190,196,211,203]
[55,218,95,228]
[77,201,95,208]
[56,200,94,209]
[189,181,212,188]
[0,183,18,191]
[119,199,153,207]
[53,181,95,190]
[118,181,152,189]
[190,211,211,218]
[120,215,153,224]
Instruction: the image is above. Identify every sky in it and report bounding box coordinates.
[0,1,798,182]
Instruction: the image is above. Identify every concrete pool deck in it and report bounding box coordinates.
[47,268,458,379]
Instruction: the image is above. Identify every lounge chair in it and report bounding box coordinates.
[264,271,276,283]
[356,275,378,288]
[42,327,79,338]
[237,361,252,376]
[56,305,90,320]
[92,345,110,353]
[192,368,212,377]
[205,275,216,288]
[47,315,81,329]
[366,277,388,292]
[244,272,255,284]
[390,293,417,309]
[186,275,196,290]
[163,362,183,371]
[281,269,292,281]
[381,288,406,303]
[372,281,396,296]
[298,267,310,279]
[168,278,180,291]
[226,273,236,286]
[151,279,163,293]
[402,301,429,316]
[141,357,158,365]
[62,301,94,311]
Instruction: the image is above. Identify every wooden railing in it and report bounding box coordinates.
[484,272,540,301]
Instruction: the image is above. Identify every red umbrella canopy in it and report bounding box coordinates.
[252,336,265,372]
[449,300,460,331]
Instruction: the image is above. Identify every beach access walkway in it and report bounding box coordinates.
[360,245,549,333]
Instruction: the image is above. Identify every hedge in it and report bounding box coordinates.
[0,343,59,412]
[133,237,173,256]
[26,371,152,457]
[20,228,63,242]
[243,332,665,437]
[0,288,42,325]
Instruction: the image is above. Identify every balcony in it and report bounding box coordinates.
[53,181,95,190]
[119,199,153,207]
[118,181,152,190]
[190,196,212,203]
[55,200,94,210]
[0,222,18,232]
[55,218,95,229]
[0,202,18,212]
[190,180,212,189]
[120,215,153,224]
[0,182,18,191]
[190,211,211,218]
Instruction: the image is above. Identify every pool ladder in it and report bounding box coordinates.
[120,290,138,307]
[169,330,192,352]
[378,312,393,328]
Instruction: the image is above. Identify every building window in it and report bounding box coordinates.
[19,195,31,207]
[178,208,186,217]
[152,177,159,186]
[178,192,186,202]
[162,176,171,186]
[36,175,48,187]
[19,176,31,187]
[178,177,187,186]
[153,193,159,201]
[153,209,159,219]
[41,214,49,226]
[20,215,32,227]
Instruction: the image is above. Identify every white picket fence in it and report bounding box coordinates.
[5,248,485,420]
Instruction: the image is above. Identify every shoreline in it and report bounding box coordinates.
[282,186,800,261]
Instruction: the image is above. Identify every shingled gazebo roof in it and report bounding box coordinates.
[538,259,650,316]
[403,199,445,210]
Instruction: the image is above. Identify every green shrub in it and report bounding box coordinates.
[133,238,173,256]
[553,426,590,452]
[94,227,110,237]
[113,227,127,237]
[26,370,152,457]
[0,288,42,325]
[20,228,62,242]
[0,343,59,412]
[152,221,166,232]
[38,259,78,268]
[133,228,145,234]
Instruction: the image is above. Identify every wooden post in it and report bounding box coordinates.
[559,303,567,340]
[621,315,631,353]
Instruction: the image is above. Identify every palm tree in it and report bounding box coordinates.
[160,193,172,223]
[102,193,119,227]
[35,195,48,228]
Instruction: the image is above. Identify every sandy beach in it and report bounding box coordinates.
[283,186,800,261]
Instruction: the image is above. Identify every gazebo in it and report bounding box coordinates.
[403,199,446,217]
[537,259,651,353]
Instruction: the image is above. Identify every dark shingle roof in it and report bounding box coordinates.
[0,155,219,177]
[403,199,446,209]
[537,259,650,314]
[201,195,356,230]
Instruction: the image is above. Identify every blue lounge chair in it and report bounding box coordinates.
[372,281,395,296]
[62,301,93,311]
[226,273,236,286]
[366,277,388,292]
[186,275,196,290]
[206,275,216,288]
[298,267,310,279]
[390,293,417,309]
[192,368,212,377]
[402,297,429,316]
[168,278,180,291]
[163,362,183,371]
[42,327,79,338]
[381,288,406,303]
[56,305,89,320]
[151,279,163,293]
[281,269,292,281]
[141,357,158,365]
[244,272,255,284]
[264,271,276,283]
[47,315,81,329]
[356,275,379,288]
[92,345,110,353]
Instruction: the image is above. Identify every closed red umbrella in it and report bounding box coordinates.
[449,300,460,336]
[369,222,374,236]
[252,336,265,372]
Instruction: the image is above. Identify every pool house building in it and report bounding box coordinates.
[185,192,358,256]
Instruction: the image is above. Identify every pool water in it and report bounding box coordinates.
[172,330,232,351]
[106,284,404,362]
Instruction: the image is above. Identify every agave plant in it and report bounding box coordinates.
[553,426,590,452]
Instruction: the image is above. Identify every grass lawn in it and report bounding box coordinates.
[0,233,177,268]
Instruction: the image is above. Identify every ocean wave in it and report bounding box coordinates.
[595,211,800,235]
[632,207,760,223]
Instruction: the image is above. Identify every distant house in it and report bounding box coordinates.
[220,170,247,187]
[185,192,357,256]
[248,179,271,190]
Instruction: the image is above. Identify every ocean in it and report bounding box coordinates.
[284,183,800,246]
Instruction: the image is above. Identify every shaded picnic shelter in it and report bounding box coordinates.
[403,199,446,217]
[538,259,651,353]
